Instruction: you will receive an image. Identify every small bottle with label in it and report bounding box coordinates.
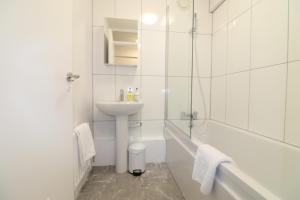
[127,87,135,101]
[134,88,140,101]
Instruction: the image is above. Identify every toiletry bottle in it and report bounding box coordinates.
[134,88,140,101]
[127,87,135,101]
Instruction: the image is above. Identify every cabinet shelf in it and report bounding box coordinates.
[104,17,139,66]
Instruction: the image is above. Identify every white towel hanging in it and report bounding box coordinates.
[192,144,233,194]
[74,123,96,165]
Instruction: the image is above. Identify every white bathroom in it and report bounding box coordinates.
[1,0,300,199]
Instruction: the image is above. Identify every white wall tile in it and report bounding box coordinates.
[285,61,300,147]
[143,138,166,163]
[142,0,166,31]
[93,0,114,26]
[94,121,116,139]
[141,120,165,139]
[93,27,115,75]
[129,123,142,143]
[193,34,212,77]
[192,78,211,119]
[226,72,249,129]
[168,0,193,33]
[168,77,191,119]
[212,27,227,76]
[228,0,250,21]
[213,1,228,32]
[115,0,141,20]
[251,0,288,68]
[94,138,115,166]
[141,30,165,76]
[93,75,115,120]
[289,0,300,62]
[93,75,116,101]
[249,64,287,140]
[194,0,212,34]
[141,76,165,120]
[168,32,192,77]
[227,11,250,73]
[211,76,226,122]
[115,65,141,76]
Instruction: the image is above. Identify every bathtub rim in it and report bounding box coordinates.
[165,120,280,200]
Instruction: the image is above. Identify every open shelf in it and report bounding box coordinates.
[104,18,139,66]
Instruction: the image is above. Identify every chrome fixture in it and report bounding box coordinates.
[66,72,80,82]
[119,89,125,101]
[180,111,198,120]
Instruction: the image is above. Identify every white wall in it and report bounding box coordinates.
[92,0,166,165]
[72,0,93,194]
[210,0,300,148]
[0,0,74,199]
[72,0,93,127]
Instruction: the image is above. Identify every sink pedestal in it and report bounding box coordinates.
[96,101,144,173]
[115,115,129,173]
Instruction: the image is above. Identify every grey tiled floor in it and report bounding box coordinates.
[77,163,185,200]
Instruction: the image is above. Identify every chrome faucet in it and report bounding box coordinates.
[119,89,125,101]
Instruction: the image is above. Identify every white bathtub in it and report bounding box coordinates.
[165,120,300,200]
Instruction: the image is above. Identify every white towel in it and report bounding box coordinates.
[192,144,233,195]
[74,123,96,164]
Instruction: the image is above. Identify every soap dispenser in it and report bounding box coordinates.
[134,88,140,101]
[127,87,135,101]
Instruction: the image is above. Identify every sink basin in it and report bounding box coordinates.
[96,101,144,173]
[96,101,143,116]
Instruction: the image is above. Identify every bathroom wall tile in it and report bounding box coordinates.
[141,120,165,139]
[94,137,115,166]
[141,0,166,31]
[94,121,116,139]
[289,0,300,62]
[213,0,228,33]
[228,0,251,21]
[93,0,114,26]
[129,122,142,143]
[211,76,226,122]
[115,0,141,20]
[141,76,165,120]
[93,27,115,75]
[115,64,141,76]
[212,27,227,76]
[192,78,211,119]
[249,64,287,140]
[168,32,192,77]
[93,75,116,101]
[167,77,191,120]
[227,11,250,73]
[226,72,249,129]
[93,75,116,120]
[285,61,300,147]
[251,0,288,68]
[168,0,193,33]
[194,0,212,34]
[193,34,212,77]
[116,75,141,120]
[141,30,165,76]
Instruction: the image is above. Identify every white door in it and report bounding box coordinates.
[0,1,74,200]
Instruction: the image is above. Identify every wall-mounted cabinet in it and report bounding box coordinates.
[104,17,138,66]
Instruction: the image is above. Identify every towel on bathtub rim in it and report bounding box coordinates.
[192,144,233,195]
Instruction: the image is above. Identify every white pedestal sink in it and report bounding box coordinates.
[96,101,144,173]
